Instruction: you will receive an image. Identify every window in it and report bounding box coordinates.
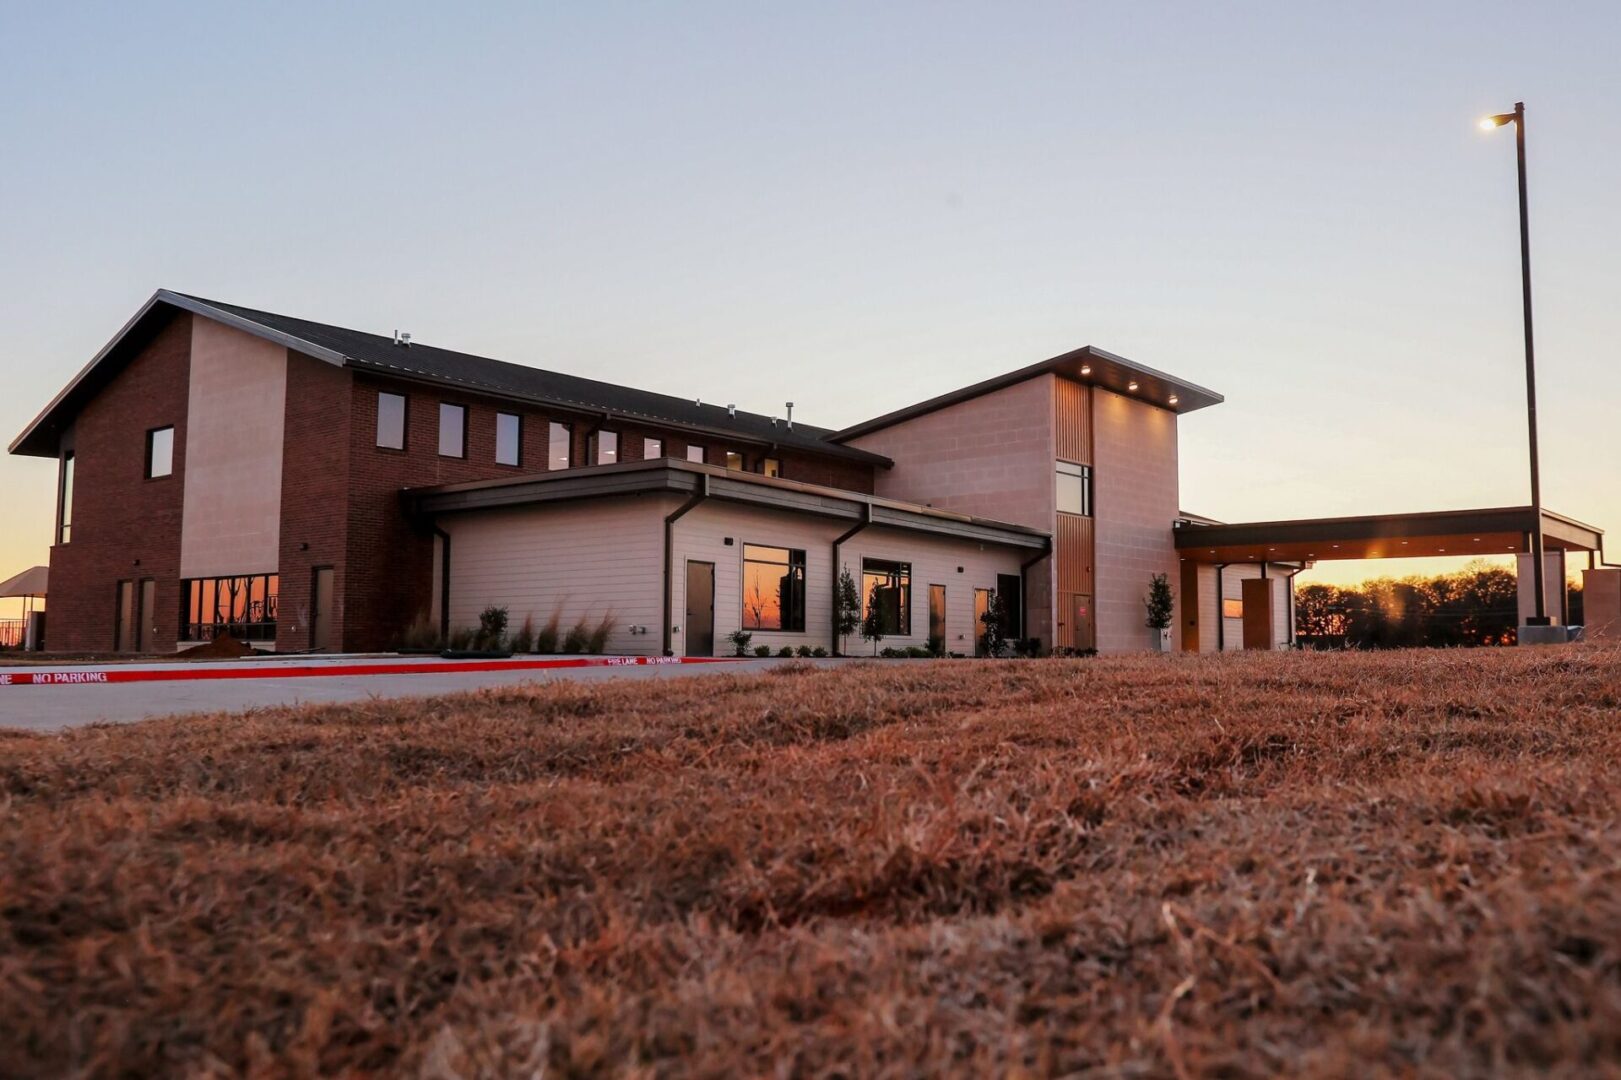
[56,452,74,544]
[549,421,573,470]
[997,573,1023,640]
[145,426,174,479]
[743,545,806,631]
[862,558,911,636]
[1223,597,1244,620]
[182,573,280,642]
[724,450,744,471]
[644,436,664,460]
[593,429,619,465]
[495,413,522,466]
[438,403,467,458]
[762,457,781,478]
[1057,462,1092,516]
[928,584,946,647]
[686,444,705,464]
[376,392,406,449]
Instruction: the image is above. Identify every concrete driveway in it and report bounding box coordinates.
[0,654,832,733]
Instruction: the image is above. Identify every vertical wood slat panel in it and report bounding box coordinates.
[1056,512,1093,594]
[1054,377,1091,464]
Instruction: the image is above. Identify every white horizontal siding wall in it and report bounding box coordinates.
[442,496,678,655]
[1193,562,1295,652]
[670,502,1032,657]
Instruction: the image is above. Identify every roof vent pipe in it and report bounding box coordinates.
[786,402,794,429]
[727,404,736,418]
[393,330,411,347]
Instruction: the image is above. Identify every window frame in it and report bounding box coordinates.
[861,557,912,637]
[548,421,574,470]
[56,450,74,544]
[593,429,620,466]
[181,573,280,642]
[1222,597,1244,620]
[437,402,468,459]
[762,457,781,478]
[376,391,408,450]
[495,412,523,467]
[741,543,807,633]
[643,436,664,460]
[1056,461,1092,517]
[144,425,175,480]
[686,444,706,464]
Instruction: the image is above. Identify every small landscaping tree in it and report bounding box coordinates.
[834,565,862,656]
[475,606,509,651]
[861,581,885,655]
[1145,572,1174,649]
[979,593,1008,658]
[727,628,753,657]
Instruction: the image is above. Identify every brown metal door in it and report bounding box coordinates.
[1070,593,1095,652]
[115,580,136,652]
[311,567,334,651]
[685,561,715,657]
[1242,577,1274,650]
[136,579,155,651]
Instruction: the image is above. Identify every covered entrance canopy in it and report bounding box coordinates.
[1174,506,1603,566]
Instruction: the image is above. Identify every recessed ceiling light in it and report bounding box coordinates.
[1128,381,1140,391]
[1080,364,1092,376]
[1168,394,1179,405]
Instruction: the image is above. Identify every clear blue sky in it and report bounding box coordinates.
[3,1,1618,613]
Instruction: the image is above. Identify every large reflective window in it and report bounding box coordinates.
[549,422,573,470]
[862,558,911,636]
[146,426,174,478]
[376,392,406,449]
[1057,462,1092,516]
[743,545,806,631]
[644,437,664,460]
[595,430,619,465]
[183,573,279,641]
[496,413,521,466]
[438,403,467,458]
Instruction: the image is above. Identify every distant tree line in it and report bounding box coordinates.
[1295,561,1583,649]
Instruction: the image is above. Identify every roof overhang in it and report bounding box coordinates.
[412,459,1049,551]
[1174,506,1604,564]
[831,345,1223,443]
[0,565,48,598]
[8,290,347,458]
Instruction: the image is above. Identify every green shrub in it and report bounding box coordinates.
[509,614,535,654]
[475,606,509,650]
[926,634,945,658]
[587,611,618,654]
[535,604,563,654]
[795,645,814,658]
[879,646,901,658]
[905,646,931,658]
[753,645,772,657]
[778,646,795,658]
[728,629,753,657]
[562,617,591,654]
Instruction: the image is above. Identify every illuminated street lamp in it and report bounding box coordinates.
[1480,102,1549,625]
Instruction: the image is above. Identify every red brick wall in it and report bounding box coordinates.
[276,353,354,651]
[45,313,193,652]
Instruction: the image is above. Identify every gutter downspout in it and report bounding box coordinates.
[1019,538,1053,650]
[433,524,452,642]
[1215,563,1230,652]
[662,474,710,657]
[831,504,874,655]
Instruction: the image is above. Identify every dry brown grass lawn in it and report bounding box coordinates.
[3,645,1620,1077]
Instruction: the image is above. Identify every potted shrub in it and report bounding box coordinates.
[1145,572,1174,652]
[728,629,753,657]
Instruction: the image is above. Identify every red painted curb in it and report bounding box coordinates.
[0,655,744,688]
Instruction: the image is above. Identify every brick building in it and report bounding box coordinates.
[13,288,1302,656]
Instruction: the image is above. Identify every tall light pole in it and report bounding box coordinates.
[1480,102,1550,625]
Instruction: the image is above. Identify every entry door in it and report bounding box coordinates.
[685,560,715,657]
[311,567,335,651]
[928,584,946,650]
[973,588,992,656]
[1069,593,1095,653]
[136,579,155,651]
[115,580,136,652]
[1241,577,1274,650]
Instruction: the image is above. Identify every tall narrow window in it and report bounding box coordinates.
[862,558,912,636]
[762,457,781,478]
[686,444,706,464]
[1056,462,1092,516]
[724,450,744,471]
[644,436,664,460]
[495,412,522,466]
[56,451,74,544]
[593,430,619,465]
[182,573,280,642]
[438,403,467,458]
[376,392,406,449]
[548,421,573,470]
[145,426,174,478]
[928,584,946,648]
[742,545,806,631]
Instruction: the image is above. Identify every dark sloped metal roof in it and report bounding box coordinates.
[10,289,890,467]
